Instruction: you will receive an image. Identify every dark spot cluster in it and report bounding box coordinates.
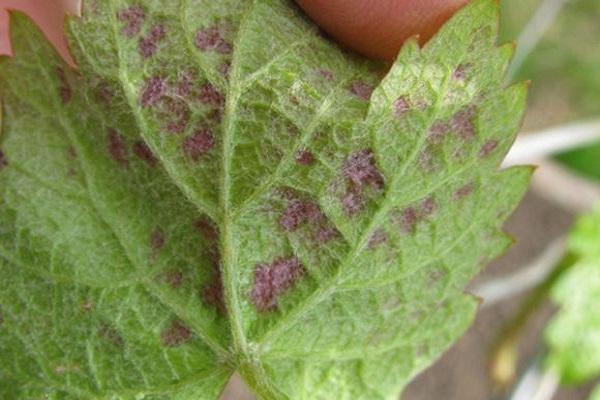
[56,66,72,104]
[453,183,474,200]
[139,24,166,58]
[98,323,124,348]
[397,196,438,233]
[349,81,374,101]
[0,150,8,170]
[107,130,157,168]
[140,76,167,107]
[317,69,334,81]
[193,218,225,314]
[201,272,225,314]
[295,149,315,166]
[161,320,193,347]
[428,105,477,144]
[453,63,472,81]
[194,217,219,242]
[164,269,184,290]
[195,25,232,54]
[278,189,339,244]
[132,140,158,166]
[368,229,388,249]
[479,139,499,158]
[393,96,411,118]
[107,129,129,167]
[340,149,384,216]
[182,129,215,161]
[150,227,165,254]
[250,256,306,312]
[139,73,225,139]
[117,5,145,38]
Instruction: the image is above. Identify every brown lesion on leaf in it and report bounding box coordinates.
[56,66,72,104]
[349,81,374,101]
[0,149,8,171]
[194,217,219,242]
[195,25,232,54]
[118,5,146,38]
[150,227,165,255]
[250,256,306,312]
[107,129,129,167]
[198,83,225,109]
[393,96,411,118]
[98,322,125,348]
[479,139,499,158]
[294,149,315,166]
[182,129,215,161]
[132,140,158,166]
[162,98,191,134]
[161,320,193,347]
[453,63,473,81]
[139,24,166,59]
[200,244,226,314]
[395,195,438,234]
[368,229,388,250]
[454,182,475,200]
[162,269,184,290]
[317,68,334,81]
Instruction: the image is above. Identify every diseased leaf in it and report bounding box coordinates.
[0,0,530,398]
[545,209,600,397]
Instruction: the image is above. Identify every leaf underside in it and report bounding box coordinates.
[0,0,530,399]
[546,210,600,398]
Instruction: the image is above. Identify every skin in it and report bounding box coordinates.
[295,0,470,61]
[0,0,467,66]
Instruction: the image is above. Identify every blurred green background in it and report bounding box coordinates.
[501,0,600,180]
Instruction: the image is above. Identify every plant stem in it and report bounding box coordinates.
[489,252,577,390]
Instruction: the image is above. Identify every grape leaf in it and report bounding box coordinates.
[0,0,530,398]
[545,209,600,397]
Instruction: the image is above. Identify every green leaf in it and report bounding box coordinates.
[545,209,600,394]
[0,0,530,398]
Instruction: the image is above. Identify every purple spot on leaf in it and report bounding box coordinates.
[140,76,166,107]
[393,96,410,118]
[341,189,366,216]
[139,24,166,58]
[295,149,315,166]
[479,139,499,158]
[194,217,219,242]
[198,83,225,108]
[279,199,323,232]
[428,121,450,144]
[161,321,193,347]
[453,63,472,81]
[251,256,305,312]
[56,66,72,103]
[182,129,215,161]
[421,196,437,218]
[99,323,124,348]
[132,140,158,166]
[452,106,476,140]
[315,226,339,244]
[107,129,129,167]
[150,228,165,253]
[163,99,191,134]
[342,149,384,190]
[399,207,419,233]
[454,183,474,200]
[349,81,374,101]
[202,274,225,314]
[368,229,388,249]
[195,26,232,54]
[118,5,145,38]
[164,270,184,289]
